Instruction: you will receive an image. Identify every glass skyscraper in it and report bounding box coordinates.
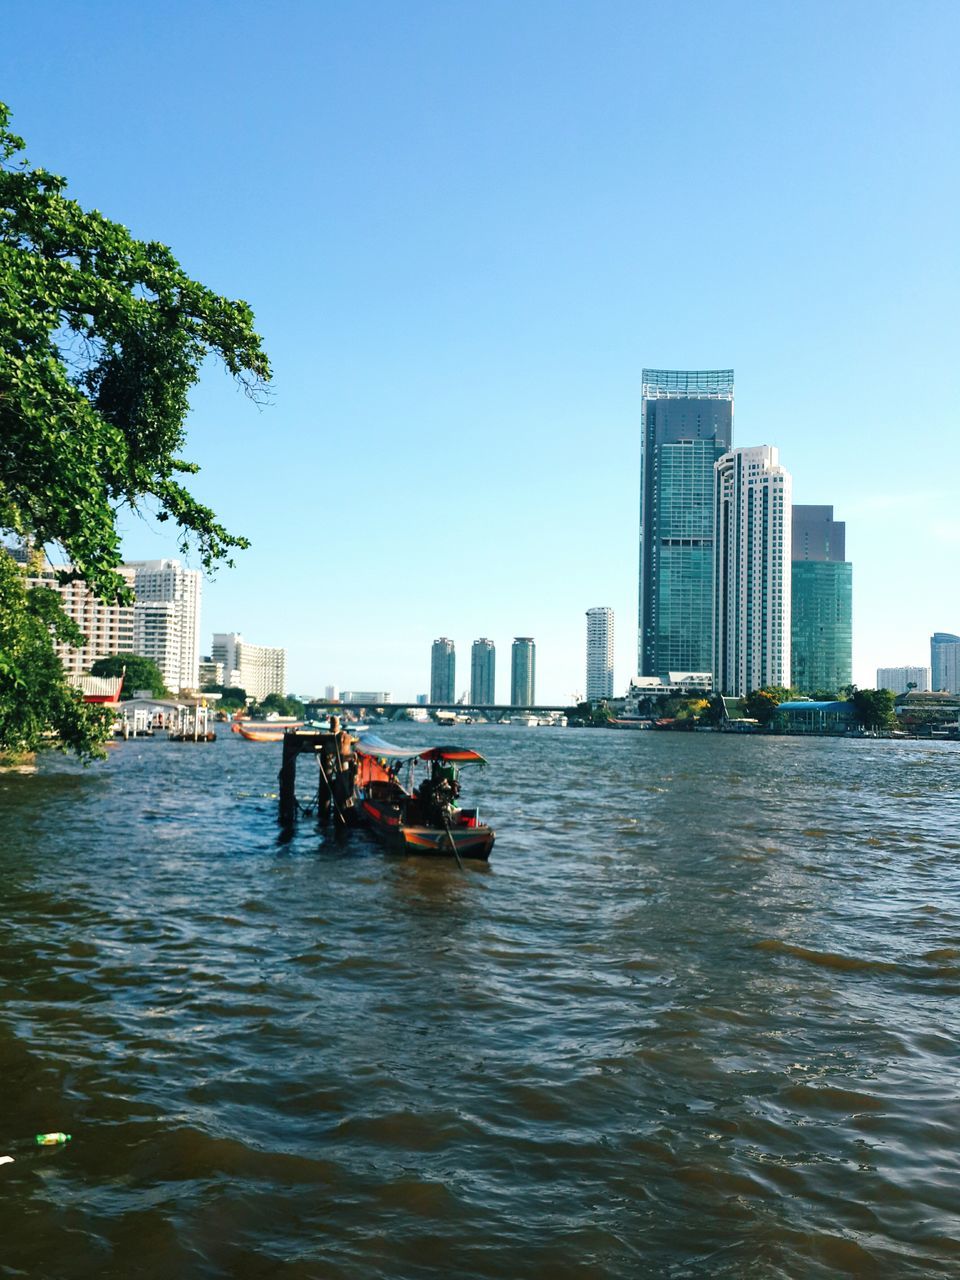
[790,506,852,694]
[470,638,496,705]
[931,632,960,693]
[510,637,536,706]
[430,637,455,703]
[639,369,734,676]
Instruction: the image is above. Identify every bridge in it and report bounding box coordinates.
[304,700,575,719]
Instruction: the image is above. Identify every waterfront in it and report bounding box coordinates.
[1,728,958,1278]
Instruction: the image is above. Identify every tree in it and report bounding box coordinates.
[249,693,305,719]
[0,551,112,760]
[742,685,795,726]
[0,103,270,603]
[0,103,270,756]
[90,654,168,700]
[851,688,896,732]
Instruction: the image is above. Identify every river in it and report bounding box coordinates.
[1,726,958,1278]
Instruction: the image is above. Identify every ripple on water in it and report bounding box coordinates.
[0,731,959,1278]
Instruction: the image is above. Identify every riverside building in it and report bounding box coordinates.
[790,505,852,694]
[713,445,792,698]
[211,632,286,702]
[931,633,960,693]
[22,559,136,678]
[639,368,734,678]
[585,607,614,700]
[430,638,456,703]
[470,639,496,705]
[511,637,536,706]
[127,560,202,693]
[876,666,931,694]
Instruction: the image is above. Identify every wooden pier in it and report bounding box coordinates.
[278,717,357,829]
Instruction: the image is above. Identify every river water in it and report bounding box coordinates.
[1,726,958,1278]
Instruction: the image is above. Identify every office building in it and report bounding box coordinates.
[470,639,496,705]
[585,607,614,700]
[511,637,536,706]
[199,657,225,688]
[713,445,792,697]
[430,637,456,703]
[211,632,286,702]
[876,666,931,695]
[127,560,202,692]
[341,691,390,704]
[931,633,960,693]
[790,505,852,694]
[639,368,734,677]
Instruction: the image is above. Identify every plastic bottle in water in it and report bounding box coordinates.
[35,1132,71,1146]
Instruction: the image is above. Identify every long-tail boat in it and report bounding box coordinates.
[353,733,495,860]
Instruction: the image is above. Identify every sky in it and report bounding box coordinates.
[3,0,958,701]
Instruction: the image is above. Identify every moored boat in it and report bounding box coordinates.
[354,733,495,860]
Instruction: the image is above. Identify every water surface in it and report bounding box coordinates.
[1,728,958,1278]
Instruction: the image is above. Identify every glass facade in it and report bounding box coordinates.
[639,370,733,676]
[931,633,960,694]
[470,639,496,705]
[510,638,536,706]
[790,561,853,694]
[790,506,851,695]
[430,638,455,703]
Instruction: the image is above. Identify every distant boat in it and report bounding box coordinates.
[236,719,302,743]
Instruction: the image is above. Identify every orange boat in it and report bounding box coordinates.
[353,734,495,861]
[236,719,302,743]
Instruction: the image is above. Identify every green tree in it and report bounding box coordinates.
[0,104,270,603]
[0,552,112,760]
[0,103,269,756]
[742,685,795,726]
[851,688,896,732]
[249,693,305,719]
[89,653,168,700]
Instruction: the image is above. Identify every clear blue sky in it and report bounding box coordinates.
[4,1,958,700]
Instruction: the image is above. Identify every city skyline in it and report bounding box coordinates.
[3,4,957,700]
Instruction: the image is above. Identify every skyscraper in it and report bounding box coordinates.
[470,639,496,705]
[211,632,286,701]
[585,607,614,700]
[430,637,455,703]
[510,638,536,706]
[790,505,852,694]
[931,633,960,693]
[126,559,202,692]
[713,445,792,697]
[876,666,931,694]
[639,369,734,677]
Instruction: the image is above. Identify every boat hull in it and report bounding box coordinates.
[359,799,495,861]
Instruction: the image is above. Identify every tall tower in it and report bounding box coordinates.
[585,607,614,700]
[430,637,455,703]
[470,639,496,705]
[790,505,852,694]
[931,633,960,693]
[713,445,792,697]
[639,369,734,677]
[126,559,202,692]
[510,638,536,706]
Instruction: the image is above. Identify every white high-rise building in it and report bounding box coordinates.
[211,632,286,702]
[22,559,136,676]
[126,560,202,693]
[585,607,614,700]
[713,445,792,697]
[876,666,931,694]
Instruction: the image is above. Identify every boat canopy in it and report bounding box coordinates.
[354,733,486,765]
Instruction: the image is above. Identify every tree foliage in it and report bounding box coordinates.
[90,653,168,700]
[0,102,270,604]
[0,552,112,759]
[249,693,304,718]
[851,688,896,732]
[742,685,795,725]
